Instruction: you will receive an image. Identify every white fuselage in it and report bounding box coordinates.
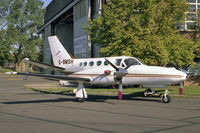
[61,56,187,86]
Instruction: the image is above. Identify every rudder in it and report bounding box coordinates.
[48,36,73,67]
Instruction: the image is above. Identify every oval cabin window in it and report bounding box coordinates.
[97,61,102,66]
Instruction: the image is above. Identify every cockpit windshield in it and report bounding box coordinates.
[124,58,141,67]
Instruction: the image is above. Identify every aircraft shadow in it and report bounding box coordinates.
[31,88,163,103]
[1,89,163,105]
[1,98,75,104]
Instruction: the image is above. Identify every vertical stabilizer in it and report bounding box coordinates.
[48,36,72,67]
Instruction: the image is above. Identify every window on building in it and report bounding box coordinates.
[177,22,186,31]
[189,4,196,12]
[187,22,196,30]
[180,0,200,31]
[187,13,196,21]
[188,0,196,3]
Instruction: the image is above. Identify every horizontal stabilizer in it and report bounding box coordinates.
[17,72,91,82]
[22,59,66,73]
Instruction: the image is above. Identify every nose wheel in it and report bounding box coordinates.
[161,93,171,103]
[76,97,85,102]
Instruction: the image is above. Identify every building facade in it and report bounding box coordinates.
[178,0,200,31]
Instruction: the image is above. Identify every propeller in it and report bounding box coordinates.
[105,58,129,100]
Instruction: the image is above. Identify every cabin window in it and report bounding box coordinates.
[79,62,82,66]
[116,59,122,66]
[89,61,94,66]
[84,62,87,66]
[104,61,109,66]
[124,58,141,67]
[97,61,102,66]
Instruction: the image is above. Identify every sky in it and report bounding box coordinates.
[41,0,52,7]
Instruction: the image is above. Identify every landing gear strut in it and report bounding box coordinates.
[144,88,155,97]
[161,85,171,103]
[75,82,87,102]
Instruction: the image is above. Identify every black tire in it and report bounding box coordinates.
[144,88,153,97]
[77,97,85,102]
[161,94,171,103]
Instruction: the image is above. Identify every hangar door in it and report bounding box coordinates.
[53,23,74,56]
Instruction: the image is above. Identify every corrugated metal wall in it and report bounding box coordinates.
[54,23,74,56]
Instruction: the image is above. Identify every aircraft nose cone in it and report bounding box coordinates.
[178,70,187,81]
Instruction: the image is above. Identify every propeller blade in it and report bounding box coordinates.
[105,58,119,71]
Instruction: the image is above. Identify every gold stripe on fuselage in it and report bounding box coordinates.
[69,74,184,78]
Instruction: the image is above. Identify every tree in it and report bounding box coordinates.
[85,0,195,68]
[0,30,13,65]
[0,0,44,65]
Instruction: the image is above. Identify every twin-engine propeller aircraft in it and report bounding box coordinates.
[17,36,187,103]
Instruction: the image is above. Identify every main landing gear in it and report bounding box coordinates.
[75,82,87,102]
[144,86,171,103]
[144,88,155,97]
[74,82,171,103]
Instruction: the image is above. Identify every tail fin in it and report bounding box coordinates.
[48,36,73,67]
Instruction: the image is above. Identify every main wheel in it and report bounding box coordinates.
[161,94,171,103]
[76,97,85,102]
[144,88,154,97]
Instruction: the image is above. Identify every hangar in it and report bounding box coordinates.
[39,0,108,66]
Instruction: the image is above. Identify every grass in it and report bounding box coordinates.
[0,66,13,73]
[26,85,200,97]
[168,86,200,96]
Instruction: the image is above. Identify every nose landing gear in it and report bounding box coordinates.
[161,85,171,103]
[161,93,171,103]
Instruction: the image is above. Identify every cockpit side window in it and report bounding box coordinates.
[121,63,125,67]
[116,59,122,66]
[124,58,141,67]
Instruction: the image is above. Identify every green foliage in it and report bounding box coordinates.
[0,0,44,65]
[0,30,14,65]
[85,0,195,67]
[0,66,13,72]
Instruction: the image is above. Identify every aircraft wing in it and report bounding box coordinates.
[22,59,66,73]
[17,72,91,82]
